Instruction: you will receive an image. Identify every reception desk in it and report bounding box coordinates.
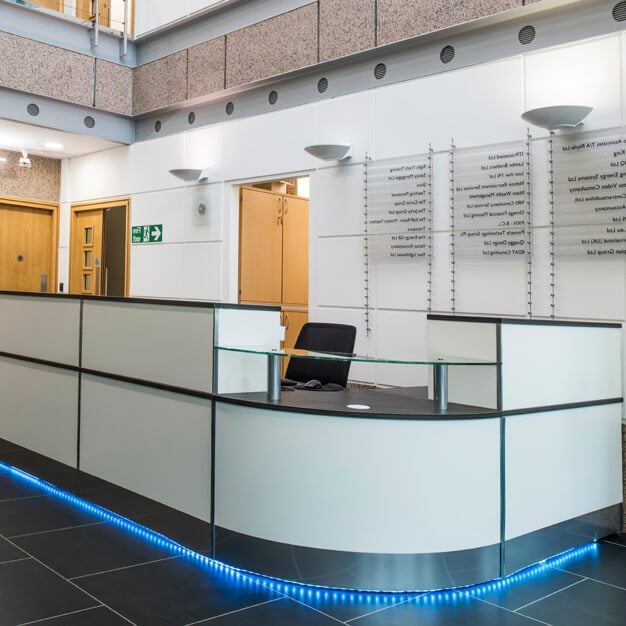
[0,293,622,592]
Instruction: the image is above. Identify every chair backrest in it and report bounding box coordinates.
[285,322,357,387]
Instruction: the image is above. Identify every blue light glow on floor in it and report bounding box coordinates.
[0,460,598,601]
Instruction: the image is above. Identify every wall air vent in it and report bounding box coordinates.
[518,25,536,45]
[317,77,328,93]
[225,101,235,115]
[374,63,387,79]
[84,115,95,128]
[268,90,278,105]
[188,112,196,125]
[154,120,162,132]
[613,1,626,21]
[26,103,40,116]
[440,45,455,63]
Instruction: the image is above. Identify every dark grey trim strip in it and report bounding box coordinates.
[214,526,500,592]
[504,504,623,576]
[427,314,621,328]
[0,290,280,312]
[0,351,79,373]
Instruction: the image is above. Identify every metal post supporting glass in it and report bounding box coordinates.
[267,352,282,401]
[433,362,448,411]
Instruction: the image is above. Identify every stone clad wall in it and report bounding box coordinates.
[0,149,60,203]
[0,0,535,117]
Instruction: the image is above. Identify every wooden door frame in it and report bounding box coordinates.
[0,196,59,293]
[69,197,130,297]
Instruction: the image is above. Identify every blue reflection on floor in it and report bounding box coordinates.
[0,458,598,605]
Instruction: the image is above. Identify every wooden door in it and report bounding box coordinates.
[281,308,308,376]
[0,203,55,293]
[30,0,63,11]
[281,195,309,306]
[76,0,110,26]
[70,209,103,295]
[239,187,283,304]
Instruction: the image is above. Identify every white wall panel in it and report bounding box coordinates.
[373,310,428,387]
[57,247,69,293]
[455,260,527,317]
[375,58,524,156]
[182,242,222,301]
[129,134,185,194]
[184,183,224,241]
[524,36,622,135]
[310,165,364,237]
[223,105,316,181]
[68,146,130,202]
[315,236,364,307]
[0,359,77,466]
[505,405,622,539]
[184,124,225,182]
[316,91,374,166]
[374,261,430,311]
[131,188,187,243]
[431,231,452,313]
[80,377,211,521]
[130,244,184,298]
[554,259,625,321]
[59,202,70,248]
[216,405,500,553]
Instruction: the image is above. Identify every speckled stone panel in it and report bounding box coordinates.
[95,59,133,116]
[226,3,318,89]
[0,32,93,107]
[377,0,521,46]
[319,0,376,62]
[188,36,226,100]
[0,150,61,203]
[133,50,188,116]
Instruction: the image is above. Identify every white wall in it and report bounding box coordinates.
[61,30,626,388]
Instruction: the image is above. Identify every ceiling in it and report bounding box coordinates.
[0,117,123,160]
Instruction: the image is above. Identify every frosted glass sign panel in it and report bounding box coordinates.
[365,153,432,262]
[452,140,530,261]
[552,130,626,258]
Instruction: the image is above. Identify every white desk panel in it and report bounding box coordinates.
[80,376,212,521]
[501,324,621,410]
[82,301,214,392]
[505,405,623,540]
[216,404,501,554]
[0,357,78,466]
[0,295,80,366]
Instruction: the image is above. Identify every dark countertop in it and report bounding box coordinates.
[216,385,500,420]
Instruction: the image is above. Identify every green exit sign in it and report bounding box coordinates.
[132,224,163,244]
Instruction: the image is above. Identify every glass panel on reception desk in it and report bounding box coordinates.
[214,345,499,411]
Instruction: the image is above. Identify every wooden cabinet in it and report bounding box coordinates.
[239,187,308,307]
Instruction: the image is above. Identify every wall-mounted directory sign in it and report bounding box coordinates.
[452,141,530,260]
[365,153,432,262]
[552,131,626,259]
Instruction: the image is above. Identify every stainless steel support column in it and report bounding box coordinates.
[433,363,448,411]
[267,353,281,402]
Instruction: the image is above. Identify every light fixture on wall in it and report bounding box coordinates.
[18,149,31,168]
[304,144,352,161]
[521,105,593,131]
[168,168,209,182]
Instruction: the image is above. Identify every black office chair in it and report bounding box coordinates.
[284,322,357,390]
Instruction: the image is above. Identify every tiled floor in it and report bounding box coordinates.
[0,440,625,625]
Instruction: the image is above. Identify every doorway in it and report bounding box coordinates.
[238,178,309,356]
[0,199,58,293]
[69,199,129,296]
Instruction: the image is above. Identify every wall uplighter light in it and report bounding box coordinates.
[304,144,352,161]
[168,168,210,182]
[521,105,593,131]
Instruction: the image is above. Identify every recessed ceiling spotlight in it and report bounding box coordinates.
[44,142,64,150]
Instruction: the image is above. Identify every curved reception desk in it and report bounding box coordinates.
[212,315,623,591]
[0,292,622,593]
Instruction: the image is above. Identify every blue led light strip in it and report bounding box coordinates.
[0,460,598,601]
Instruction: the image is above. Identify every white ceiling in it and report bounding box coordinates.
[0,117,123,160]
